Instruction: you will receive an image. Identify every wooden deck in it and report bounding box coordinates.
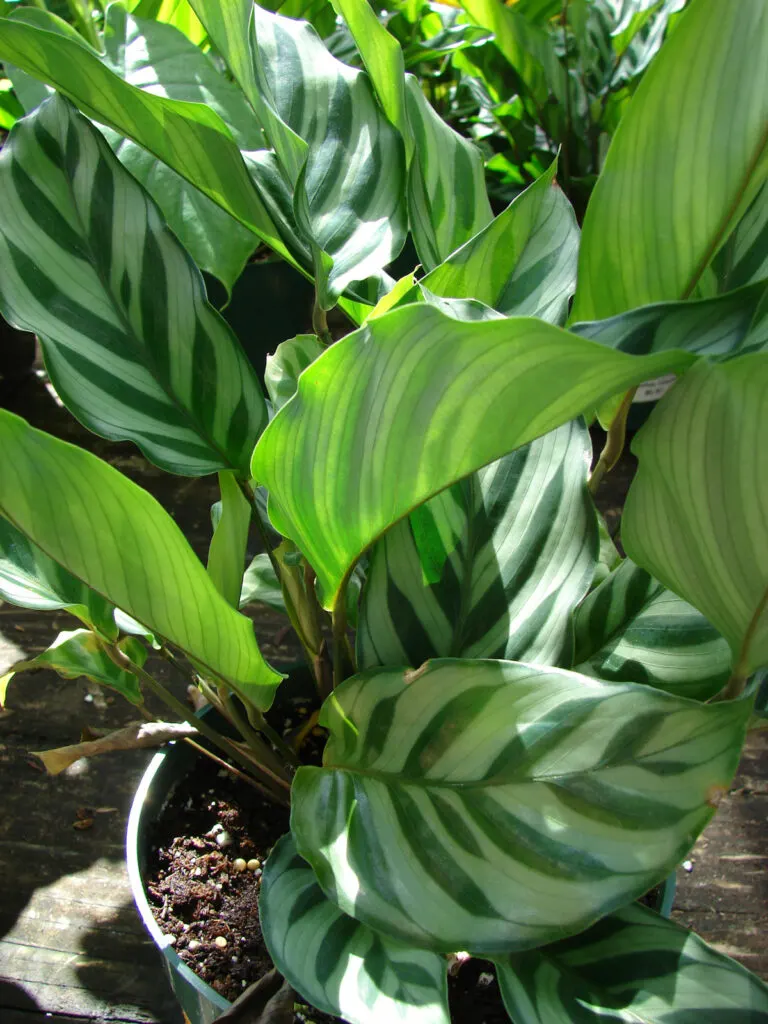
[1,374,766,1022]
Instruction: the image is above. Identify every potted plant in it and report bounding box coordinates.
[0,0,767,1021]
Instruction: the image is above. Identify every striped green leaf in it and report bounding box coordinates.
[358,420,597,670]
[0,410,282,708]
[291,659,750,953]
[264,335,324,413]
[623,356,768,675]
[406,75,493,272]
[0,515,116,639]
[492,902,768,1023]
[0,96,267,476]
[571,0,768,321]
[0,10,299,268]
[207,473,251,608]
[129,0,207,46]
[191,1,406,307]
[573,559,732,701]
[571,282,768,358]
[420,157,579,324]
[98,3,261,294]
[250,5,407,306]
[712,180,768,294]
[2,630,145,707]
[260,833,450,1024]
[252,301,698,610]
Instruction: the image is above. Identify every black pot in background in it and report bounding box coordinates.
[0,314,36,404]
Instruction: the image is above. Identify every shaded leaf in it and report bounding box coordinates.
[264,335,324,413]
[492,902,768,1023]
[261,833,450,1024]
[0,96,267,476]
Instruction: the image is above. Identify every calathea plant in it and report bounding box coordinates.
[0,0,767,1021]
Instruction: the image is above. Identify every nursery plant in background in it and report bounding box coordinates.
[0,1,767,1023]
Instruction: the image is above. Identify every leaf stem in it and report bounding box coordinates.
[312,296,333,348]
[332,581,355,689]
[99,641,291,802]
[588,388,636,495]
[716,585,768,701]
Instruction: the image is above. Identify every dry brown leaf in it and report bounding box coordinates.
[33,721,198,775]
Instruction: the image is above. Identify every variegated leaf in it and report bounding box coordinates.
[492,902,768,1023]
[358,420,597,670]
[573,559,731,701]
[420,157,579,324]
[264,335,324,413]
[713,179,768,293]
[0,410,282,709]
[0,96,267,476]
[240,554,284,612]
[0,11,296,266]
[571,0,768,320]
[571,282,768,358]
[0,515,116,639]
[252,301,698,611]
[2,629,145,707]
[252,6,407,306]
[261,833,450,1024]
[291,659,750,953]
[405,75,493,272]
[623,357,768,675]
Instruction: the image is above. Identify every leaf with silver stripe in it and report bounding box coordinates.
[421,156,579,325]
[260,833,450,1024]
[492,902,768,1023]
[264,335,324,413]
[358,420,597,670]
[291,659,750,953]
[573,559,731,701]
[571,282,768,358]
[0,96,267,476]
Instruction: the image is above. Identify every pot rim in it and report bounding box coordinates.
[126,744,232,1012]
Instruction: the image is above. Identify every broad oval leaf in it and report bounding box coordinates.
[0,515,116,639]
[0,96,267,476]
[573,559,732,701]
[492,902,768,1023]
[0,410,282,708]
[623,356,768,676]
[291,659,750,953]
[571,0,768,320]
[261,833,450,1024]
[358,420,597,669]
[3,629,145,706]
[252,301,697,610]
[421,157,580,325]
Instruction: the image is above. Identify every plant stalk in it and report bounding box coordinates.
[715,585,768,701]
[331,582,355,689]
[588,388,636,495]
[99,641,291,802]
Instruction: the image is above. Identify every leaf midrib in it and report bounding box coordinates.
[680,121,768,300]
